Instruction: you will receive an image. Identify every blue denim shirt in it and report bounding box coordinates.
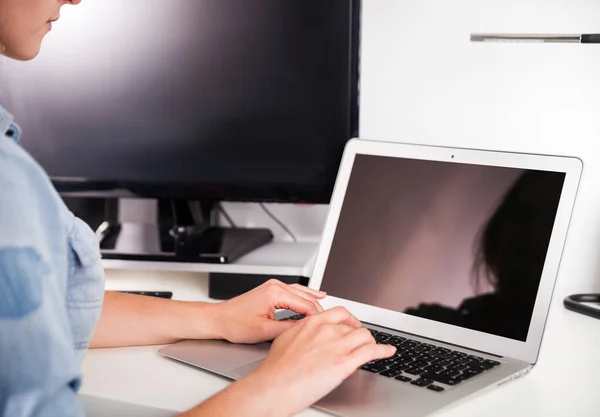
[0,105,105,416]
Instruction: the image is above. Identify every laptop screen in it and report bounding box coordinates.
[320,154,565,342]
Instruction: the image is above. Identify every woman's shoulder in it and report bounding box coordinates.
[0,137,66,246]
[0,136,60,209]
[0,135,49,182]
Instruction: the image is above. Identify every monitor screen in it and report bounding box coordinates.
[320,154,565,342]
[1,0,359,203]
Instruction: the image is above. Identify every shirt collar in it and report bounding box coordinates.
[0,104,21,142]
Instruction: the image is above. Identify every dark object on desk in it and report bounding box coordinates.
[209,273,309,300]
[564,294,600,320]
[119,291,173,299]
[174,225,274,264]
[99,199,274,264]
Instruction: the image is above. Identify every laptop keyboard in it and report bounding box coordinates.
[362,328,501,391]
[285,315,501,392]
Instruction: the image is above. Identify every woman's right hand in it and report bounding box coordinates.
[180,306,395,417]
[250,306,396,416]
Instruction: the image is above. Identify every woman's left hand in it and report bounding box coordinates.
[207,279,327,344]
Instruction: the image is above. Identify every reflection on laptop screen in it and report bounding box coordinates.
[321,154,565,342]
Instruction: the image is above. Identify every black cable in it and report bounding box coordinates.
[564,294,600,320]
[218,203,237,228]
[259,203,298,242]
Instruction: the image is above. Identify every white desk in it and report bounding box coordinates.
[80,270,600,416]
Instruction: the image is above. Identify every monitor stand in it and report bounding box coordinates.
[97,199,273,264]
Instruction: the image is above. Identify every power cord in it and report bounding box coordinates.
[259,203,298,242]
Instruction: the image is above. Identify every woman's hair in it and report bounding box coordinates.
[473,170,565,303]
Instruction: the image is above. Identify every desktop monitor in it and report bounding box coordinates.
[1,0,360,262]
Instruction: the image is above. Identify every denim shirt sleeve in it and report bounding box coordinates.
[0,141,85,417]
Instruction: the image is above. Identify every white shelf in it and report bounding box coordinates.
[101,241,318,277]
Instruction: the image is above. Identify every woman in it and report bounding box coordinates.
[0,1,395,416]
[404,170,564,341]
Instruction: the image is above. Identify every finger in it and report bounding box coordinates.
[289,283,327,299]
[333,327,376,354]
[282,285,324,313]
[305,306,361,329]
[259,318,299,341]
[329,323,359,338]
[268,281,324,313]
[346,342,397,370]
[249,278,283,294]
[268,285,321,316]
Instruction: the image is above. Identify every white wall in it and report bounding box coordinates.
[220,0,600,296]
[220,202,328,243]
[359,0,600,296]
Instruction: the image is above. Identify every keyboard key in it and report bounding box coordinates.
[443,378,460,386]
[468,355,484,362]
[438,369,459,378]
[379,369,403,378]
[464,361,488,371]
[483,359,501,368]
[395,375,412,383]
[404,367,423,375]
[361,364,386,373]
[374,358,397,367]
[417,354,433,362]
[390,362,414,371]
[427,385,445,392]
[422,364,444,373]
[460,368,483,380]
[458,357,472,365]
[446,360,462,368]
[452,352,468,359]
[420,371,460,386]
[410,378,433,387]
[411,360,428,369]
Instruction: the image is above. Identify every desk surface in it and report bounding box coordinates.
[81,271,600,416]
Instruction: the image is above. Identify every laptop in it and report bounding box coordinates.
[159,139,582,416]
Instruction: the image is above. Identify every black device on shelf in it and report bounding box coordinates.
[2,0,360,263]
[208,273,309,300]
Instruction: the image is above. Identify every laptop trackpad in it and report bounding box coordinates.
[159,339,270,377]
[231,359,265,377]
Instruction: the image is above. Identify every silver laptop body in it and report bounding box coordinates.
[160,139,582,416]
